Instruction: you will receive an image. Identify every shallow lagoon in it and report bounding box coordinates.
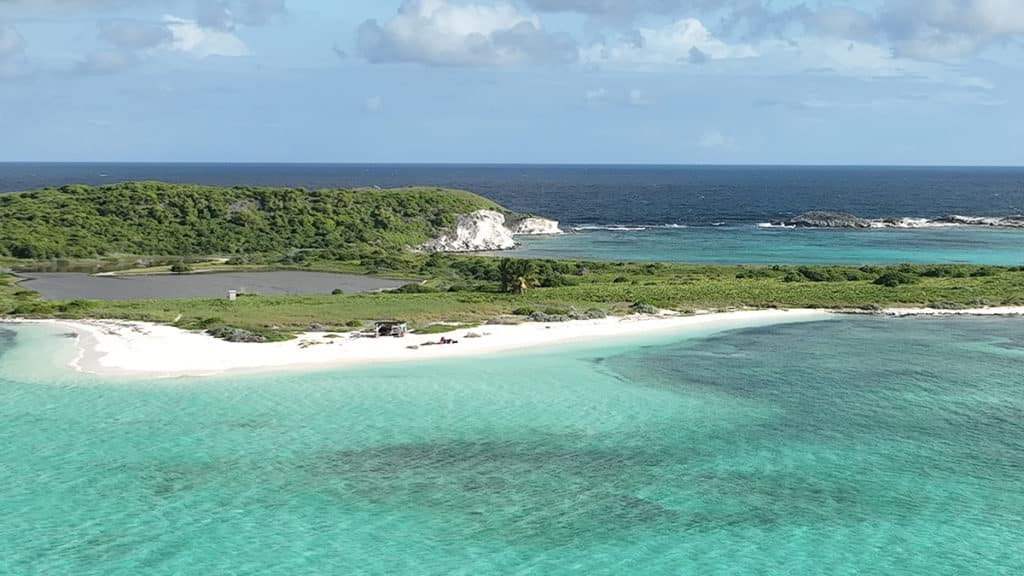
[14,271,410,301]
[513,226,1024,265]
[1,316,1022,575]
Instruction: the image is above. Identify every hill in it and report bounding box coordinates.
[0,182,503,259]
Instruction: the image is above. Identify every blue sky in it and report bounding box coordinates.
[0,0,1022,164]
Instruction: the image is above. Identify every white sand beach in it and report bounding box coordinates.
[4,307,1022,379]
[5,310,829,379]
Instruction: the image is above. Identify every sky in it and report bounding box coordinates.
[0,0,1022,165]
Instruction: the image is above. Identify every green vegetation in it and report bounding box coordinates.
[415,323,478,335]
[0,182,501,259]
[497,258,535,294]
[4,260,1023,337]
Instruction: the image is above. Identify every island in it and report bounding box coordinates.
[2,181,1023,376]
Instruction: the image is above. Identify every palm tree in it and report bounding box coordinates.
[512,274,530,295]
[497,258,534,294]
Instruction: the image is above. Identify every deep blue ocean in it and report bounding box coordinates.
[3,163,1023,226]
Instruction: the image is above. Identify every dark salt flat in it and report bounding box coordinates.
[14,271,409,301]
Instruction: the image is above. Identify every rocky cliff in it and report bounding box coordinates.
[420,210,518,252]
[419,212,563,252]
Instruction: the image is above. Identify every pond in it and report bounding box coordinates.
[14,271,411,301]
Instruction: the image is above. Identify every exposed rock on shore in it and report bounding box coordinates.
[420,210,517,253]
[420,211,562,252]
[511,216,563,236]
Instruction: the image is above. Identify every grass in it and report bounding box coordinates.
[414,323,480,335]
[3,260,1023,334]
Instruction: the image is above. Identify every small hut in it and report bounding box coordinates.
[373,321,408,338]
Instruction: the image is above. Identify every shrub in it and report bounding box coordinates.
[331,288,344,295]
[528,311,568,323]
[512,307,535,316]
[345,320,363,328]
[921,266,968,278]
[170,262,192,274]
[631,302,659,315]
[797,267,829,282]
[195,317,224,329]
[207,326,266,343]
[393,283,439,294]
[873,271,916,287]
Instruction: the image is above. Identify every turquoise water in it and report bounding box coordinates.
[514,227,1024,265]
[2,317,1023,575]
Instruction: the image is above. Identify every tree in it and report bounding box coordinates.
[497,258,534,294]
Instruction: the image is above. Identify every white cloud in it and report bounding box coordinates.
[880,0,1024,60]
[810,6,877,41]
[699,129,734,150]
[0,24,24,58]
[75,49,137,74]
[582,18,756,67]
[357,0,575,66]
[163,15,249,57]
[584,87,607,101]
[99,20,173,50]
[628,88,648,106]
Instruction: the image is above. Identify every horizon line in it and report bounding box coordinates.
[2,161,1024,169]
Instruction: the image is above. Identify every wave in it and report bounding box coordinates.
[572,214,1024,232]
[759,213,1024,230]
[573,225,648,232]
[572,224,689,232]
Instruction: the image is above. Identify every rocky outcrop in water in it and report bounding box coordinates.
[420,210,517,253]
[771,211,1024,229]
[510,217,563,235]
[779,211,873,228]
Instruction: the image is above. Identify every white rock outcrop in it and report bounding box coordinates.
[512,217,562,235]
[420,210,517,252]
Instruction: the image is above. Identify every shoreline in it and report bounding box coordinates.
[3,307,1022,379]
[4,310,828,379]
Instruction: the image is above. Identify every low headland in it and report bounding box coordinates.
[2,182,1023,378]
